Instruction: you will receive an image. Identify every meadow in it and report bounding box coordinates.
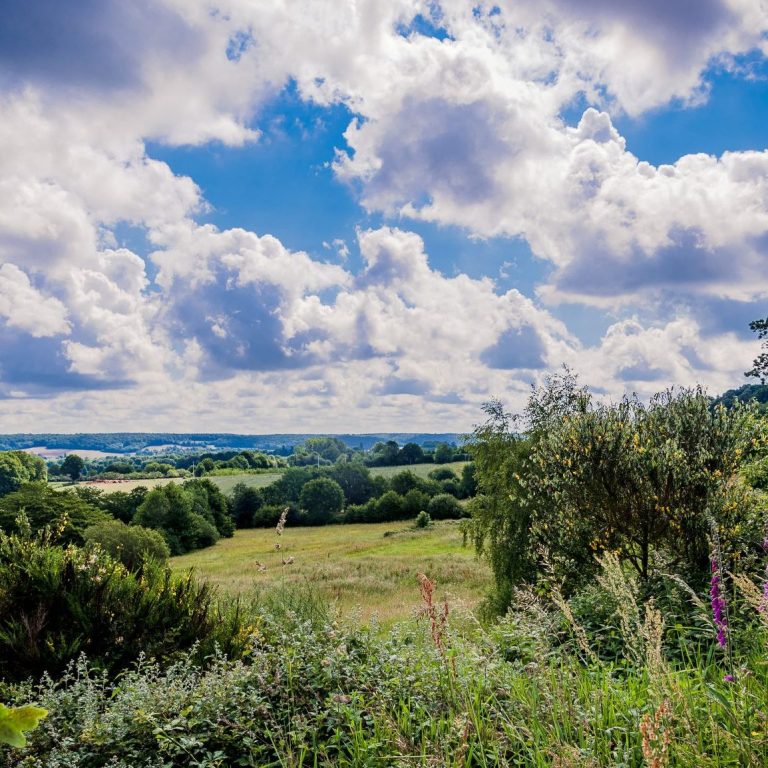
[49,461,468,495]
[50,471,283,494]
[172,519,489,625]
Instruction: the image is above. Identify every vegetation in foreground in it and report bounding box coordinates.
[3,561,768,767]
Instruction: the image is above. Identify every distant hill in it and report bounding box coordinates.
[0,432,465,455]
[712,383,768,410]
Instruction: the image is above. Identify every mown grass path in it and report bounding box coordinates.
[172,520,489,625]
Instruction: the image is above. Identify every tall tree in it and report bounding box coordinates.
[61,454,85,482]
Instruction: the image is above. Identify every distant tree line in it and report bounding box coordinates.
[231,463,476,528]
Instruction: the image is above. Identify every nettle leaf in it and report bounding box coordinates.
[0,703,48,748]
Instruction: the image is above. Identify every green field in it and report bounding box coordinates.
[172,520,489,625]
[52,472,283,494]
[52,461,468,495]
[369,460,468,479]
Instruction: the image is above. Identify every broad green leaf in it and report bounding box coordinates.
[0,703,48,748]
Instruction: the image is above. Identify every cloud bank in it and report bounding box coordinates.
[0,0,765,430]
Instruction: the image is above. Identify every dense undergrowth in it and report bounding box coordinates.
[3,567,768,767]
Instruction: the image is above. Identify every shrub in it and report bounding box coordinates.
[341,500,376,523]
[402,488,429,517]
[439,478,461,497]
[415,510,431,528]
[84,520,170,570]
[427,493,464,520]
[0,531,243,682]
[375,490,406,522]
[428,467,459,482]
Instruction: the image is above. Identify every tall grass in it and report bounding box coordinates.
[5,551,768,766]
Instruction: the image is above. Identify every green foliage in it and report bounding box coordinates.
[325,463,375,505]
[0,484,108,544]
[746,316,768,382]
[466,399,534,612]
[0,451,46,497]
[374,490,406,522]
[469,370,764,613]
[389,470,423,496]
[95,486,148,523]
[298,477,345,525]
[433,442,454,463]
[183,478,235,538]
[460,462,477,497]
[6,581,768,767]
[0,703,47,748]
[428,467,459,482]
[0,530,243,682]
[61,454,85,482]
[84,520,170,570]
[426,493,464,520]
[414,510,431,528]
[230,482,264,527]
[402,488,429,517]
[399,442,424,464]
[529,385,759,586]
[291,436,348,464]
[134,484,219,555]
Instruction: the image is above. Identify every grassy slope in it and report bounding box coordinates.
[172,520,489,625]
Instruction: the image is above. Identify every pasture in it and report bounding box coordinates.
[51,472,284,494]
[51,461,468,495]
[172,520,490,625]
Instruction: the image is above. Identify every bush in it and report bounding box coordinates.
[440,478,461,497]
[84,520,170,570]
[428,467,458,482]
[96,486,148,523]
[402,488,429,517]
[427,493,465,520]
[375,490,406,522]
[0,531,244,682]
[415,510,431,528]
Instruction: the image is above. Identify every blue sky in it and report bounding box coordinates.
[0,0,766,432]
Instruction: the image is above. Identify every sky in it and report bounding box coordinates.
[0,0,767,434]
